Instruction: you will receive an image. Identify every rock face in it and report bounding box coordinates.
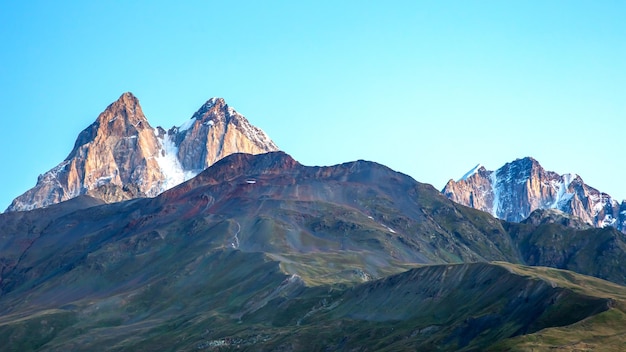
[442,157,625,232]
[6,93,278,212]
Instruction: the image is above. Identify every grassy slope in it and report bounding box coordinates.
[1,254,625,351]
[487,263,626,351]
[3,154,626,350]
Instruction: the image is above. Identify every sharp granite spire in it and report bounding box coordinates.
[6,93,279,212]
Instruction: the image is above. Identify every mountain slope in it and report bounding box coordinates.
[442,157,626,232]
[3,152,626,350]
[1,256,624,351]
[6,93,278,212]
[3,152,626,290]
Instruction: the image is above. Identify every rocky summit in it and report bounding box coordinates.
[442,157,626,232]
[6,93,278,212]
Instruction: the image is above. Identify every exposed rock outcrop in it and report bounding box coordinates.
[521,208,593,230]
[6,93,278,212]
[443,157,625,232]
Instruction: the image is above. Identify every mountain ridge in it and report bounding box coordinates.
[2,93,626,350]
[443,157,626,232]
[2,151,626,350]
[6,93,278,212]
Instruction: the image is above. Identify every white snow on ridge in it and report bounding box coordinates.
[601,214,617,227]
[490,171,499,217]
[153,117,204,192]
[96,175,113,187]
[457,163,482,182]
[550,173,576,209]
[591,194,605,212]
[155,133,198,192]
[178,118,196,132]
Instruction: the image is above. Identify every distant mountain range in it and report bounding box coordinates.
[2,94,626,350]
[6,92,278,212]
[443,157,626,232]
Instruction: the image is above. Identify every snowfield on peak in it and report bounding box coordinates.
[155,132,197,192]
[178,117,196,132]
[443,157,626,233]
[458,163,482,182]
[5,94,279,212]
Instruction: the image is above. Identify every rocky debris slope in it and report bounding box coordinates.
[443,157,625,232]
[6,93,278,212]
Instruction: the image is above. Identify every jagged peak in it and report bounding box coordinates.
[458,163,483,182]
[95,92,148,125]
[507,156,542,170]
[205,97,226,107]
[170,97,250,136]
[119,91,138,102]
[67,93,150,157]
[191,97,228,120]
[108,92,141,112]
[451,158,545,185]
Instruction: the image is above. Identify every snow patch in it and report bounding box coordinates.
[601,214,617,227]
[591,194,605,212]
[50,160,70,179]
[155,132,197,192]
[559,193,574,203]
[96,175,113,187]
[231,221,241,249]
[379,223,396,234]
[458,164,482,182]
[178,118,196,132]
[550,173,576,209]
[490,171,499,217]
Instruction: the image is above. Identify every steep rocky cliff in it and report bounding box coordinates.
[6,93,278,211]
[442,157,625,232]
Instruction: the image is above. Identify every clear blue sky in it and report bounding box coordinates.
[1,1,625,210]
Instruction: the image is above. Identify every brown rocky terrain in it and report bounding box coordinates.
[172,97,278,172]
[2,152,626,350]
[6,93,278,212]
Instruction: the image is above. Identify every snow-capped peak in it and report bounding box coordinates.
[458,164,483,182]
[198,97,224,113]
[443,157,626,234]
[178,117,196,132]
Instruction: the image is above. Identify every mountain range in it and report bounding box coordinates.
[443,157,626,233]
[6,92,278,212]
[1,94,625,351]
